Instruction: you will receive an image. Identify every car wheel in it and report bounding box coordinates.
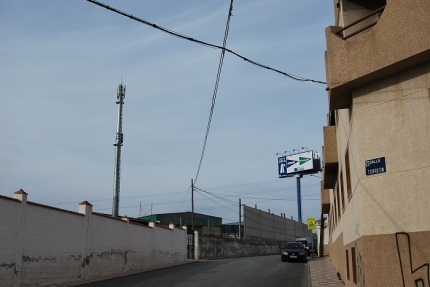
[281,256,286,262]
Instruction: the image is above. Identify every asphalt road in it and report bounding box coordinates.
[79,255,309,287]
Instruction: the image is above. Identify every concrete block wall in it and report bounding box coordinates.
[199,236,280,259]
[243,205,312,241]
[0,191,187,287]
[152,225,172,265]
[126,221,154,270]
[20,204,83,286]
[86,214,128,277]
[172,226,187,262]
[260,211,275,240]
[0,197,21,284]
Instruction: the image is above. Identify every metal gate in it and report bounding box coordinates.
[187,231,194,259]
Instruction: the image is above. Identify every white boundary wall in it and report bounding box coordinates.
[0,191,187,287]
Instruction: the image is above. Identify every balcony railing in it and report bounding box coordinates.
[336,5,386,40]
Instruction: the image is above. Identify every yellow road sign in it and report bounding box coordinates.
[307,218,316,230]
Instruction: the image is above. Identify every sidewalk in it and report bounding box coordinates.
[308,256,345,286]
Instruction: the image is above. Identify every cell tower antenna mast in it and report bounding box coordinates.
[112,82,126,217]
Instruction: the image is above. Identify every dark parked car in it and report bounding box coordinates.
[281,242,308,263]
[294,237,316,256]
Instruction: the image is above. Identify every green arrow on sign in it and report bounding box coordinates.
[299,157,311,165]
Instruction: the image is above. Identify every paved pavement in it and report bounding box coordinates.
[47,262,192,287]
[49,256,344,287]
[308,256,345,286]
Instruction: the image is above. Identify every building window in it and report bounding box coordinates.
[334,191,338,223]
[329,213,333,236]
[336,184,342,217]
[345,149,352,199]
[348,106,352,122]
[340,172,345,209]
[346,249,350,280]
[336,110,339,127]
[329,110,336,126]
[351,247,357,284]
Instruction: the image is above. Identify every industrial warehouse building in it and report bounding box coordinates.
[140,212,223,236]
[321,0,430,286]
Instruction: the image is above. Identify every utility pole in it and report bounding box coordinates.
[191,179,194,231]
[112,82,126,218]
[239,198,241,239]
[296,174,303,223]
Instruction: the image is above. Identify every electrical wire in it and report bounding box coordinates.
[200,179,285,191]
[85,0,327,214]
[195,186,319,204]
[48,190,187,206]
[194,188,238,214]
[202,182,320,196]
[195,186,237,206]
[176,186,191,212]
[47,179,318,208]
[86,0,326,84]
[194,0,233,184]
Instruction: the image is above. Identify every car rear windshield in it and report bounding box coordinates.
[285,243,303,249]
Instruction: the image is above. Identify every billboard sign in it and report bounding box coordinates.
[278,150,321,178]
[278,156,287,177]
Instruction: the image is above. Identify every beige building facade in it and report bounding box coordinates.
[321,1,430,286]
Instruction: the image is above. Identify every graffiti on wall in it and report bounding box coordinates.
[396,232,430,287]
[355,243,365,287]
[355,223,361,237]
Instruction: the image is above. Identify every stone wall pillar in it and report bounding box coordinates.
[13,189,28,287]
[194,230,199,260]
[78,201,92,278]
[121,216,129,270]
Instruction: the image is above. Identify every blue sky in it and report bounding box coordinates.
[0,0,333,224]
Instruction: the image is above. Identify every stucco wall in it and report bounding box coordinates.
[353,63,430,235]
[325,0,430,109]
[0,193,187,287]
[327,54,430,287]
[335,231,430,287]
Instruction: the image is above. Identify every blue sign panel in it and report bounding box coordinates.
[278,156,287,178]
[365,157,386,176]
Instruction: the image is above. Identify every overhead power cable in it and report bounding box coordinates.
[197,186,318,202]
[194,189,238,214]
[194,0,233,184]
[195,187,237,206]
[86,0,326,84]
[176,186,191,212]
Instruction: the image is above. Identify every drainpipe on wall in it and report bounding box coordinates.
[319,212,324,257]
